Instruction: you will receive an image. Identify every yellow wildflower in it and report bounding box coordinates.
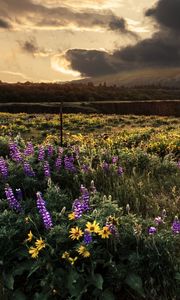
[26,230,33,242]
[106,216,119,226]
[62,251,70,259]
[35,238,46,251]
[68,212,76,220]
[29,247,39,259]
[69,227,83,240]
[86,220,100,233]
[99,226,111,239]
[77,245,90,258]
[68,256,78,265]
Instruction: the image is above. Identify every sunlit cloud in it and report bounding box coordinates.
[126,19,151,33]
[0,0,132,34]
[51,53,82,78]
[0,70,31,81]
[33,0,122,9]
[0,0,160,83]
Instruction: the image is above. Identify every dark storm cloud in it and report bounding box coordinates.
[66,49,117,77]
[0,18,12,29]
[145,0,180,31]
[64,0,180,77]
[0,0,133,34]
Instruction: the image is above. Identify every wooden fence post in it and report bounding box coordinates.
[60,102,63,147]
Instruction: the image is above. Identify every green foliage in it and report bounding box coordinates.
[0,114,179,299]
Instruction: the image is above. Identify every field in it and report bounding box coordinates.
[1,100,180,116]
[0,113,180,300]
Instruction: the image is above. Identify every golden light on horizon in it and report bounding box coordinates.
[51,54,82,78]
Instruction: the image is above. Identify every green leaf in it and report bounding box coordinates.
[67,269,82,298]
[33,293,49,300]
[92,273,103,290]
[3,273,14,290]
[125,273,145,298]
[101,289,115,300]
[175,273,180,282]
[27,262,40,278]
[12,290,27,300]
[13,261,32,277]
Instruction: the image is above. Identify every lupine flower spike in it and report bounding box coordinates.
[36,192,53,230]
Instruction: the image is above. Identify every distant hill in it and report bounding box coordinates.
[73,67,180,87]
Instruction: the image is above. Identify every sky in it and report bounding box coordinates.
[0,0,179,83]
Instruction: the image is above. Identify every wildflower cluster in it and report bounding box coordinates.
[24,142,34,156]
[69,185,90,219]
[0,157,8,178]
[36,192,53,230]
[23,161,35,177]
[5,185,22,212]
[64,155,76,172]
[172,216,180,234]
[9,141,22,162]
[25,231,46,259]
[38,146,45,161]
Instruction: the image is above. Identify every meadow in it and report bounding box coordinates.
[0,113,180,300]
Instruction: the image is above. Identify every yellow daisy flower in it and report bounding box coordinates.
[29,246,39,259]
[99,226,111,239]
[62,251,70,259]
[106,216,119,226]
[69,227,83,240]
[86,220,100,233]
[35,238,46,251]
[26,230,33,242]
[77,245,90,258]
[68,256,78,265]
[68,212,76,220]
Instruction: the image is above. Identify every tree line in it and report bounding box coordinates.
[0,81,180,102]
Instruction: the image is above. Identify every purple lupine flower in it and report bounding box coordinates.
[102,162,109,171]
[16,188,23,201]
[64,155,76,173]
[47,145,54,157]
[82,164,90,173]
[148,226,157,235]
[72,198,84,219]
[106,223,118,236]
[5,185,22,212]
[0,157,8,178]
[23,161,35,177]
[36,192,53,230]
[154,216,163,225]
[72,186,90,219]
[9,141,22,162]
[117,166,123,176]
[177,160,180,169]
[112,156,118,164]
[24,142,34,156]
[55,156,62,171]
[81,187,90,211]
[84,230,92,245]
[38,146,45,161]
[44,161,51,177]
[172,217,180,234]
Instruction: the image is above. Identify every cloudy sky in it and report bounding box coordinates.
[0,0,179,82]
